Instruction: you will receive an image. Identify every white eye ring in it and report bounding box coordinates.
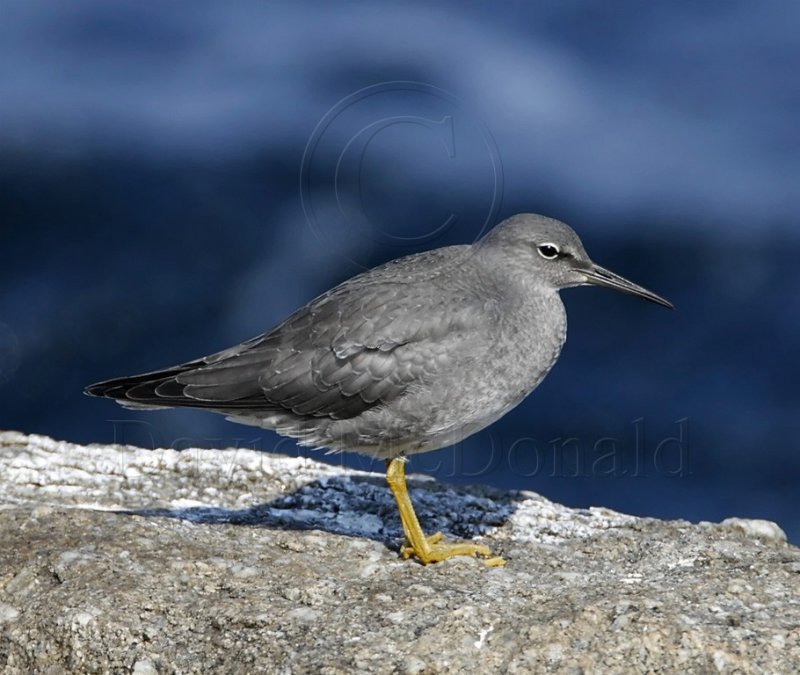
[537,243,560,260]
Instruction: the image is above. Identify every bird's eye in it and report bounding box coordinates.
[537,243,560,260]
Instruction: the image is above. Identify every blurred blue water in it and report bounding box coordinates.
[1,1,798,540]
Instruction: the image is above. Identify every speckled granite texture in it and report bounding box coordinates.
[1,432,798,673]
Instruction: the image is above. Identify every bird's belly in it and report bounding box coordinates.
[400,405,516,455]
[375,329,565,457]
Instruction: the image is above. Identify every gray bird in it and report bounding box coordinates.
[87,213,672,566]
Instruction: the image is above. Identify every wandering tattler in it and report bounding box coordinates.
[87,214,672,566]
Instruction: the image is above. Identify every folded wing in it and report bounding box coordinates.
[87,256,486,422]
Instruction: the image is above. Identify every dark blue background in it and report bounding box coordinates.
[2,2,798,540]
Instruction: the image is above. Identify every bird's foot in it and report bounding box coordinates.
[385,458,506,567]
[401,532,506,567]
[400,530,443,557]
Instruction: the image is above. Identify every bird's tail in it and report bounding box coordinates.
[85,361,206,409]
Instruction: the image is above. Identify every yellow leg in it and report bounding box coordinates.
[385,458,506,567]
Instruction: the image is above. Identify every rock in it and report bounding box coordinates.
[720,517,788,543]
[0,604,19,625]
[1,431,799,673]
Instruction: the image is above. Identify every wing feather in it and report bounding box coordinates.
[87,245,495,423]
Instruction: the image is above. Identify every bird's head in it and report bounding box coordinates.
[478,213,673,309]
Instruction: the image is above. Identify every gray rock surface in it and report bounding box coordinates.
[1,431,799,673]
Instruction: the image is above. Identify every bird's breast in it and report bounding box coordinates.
[483,290,567,404]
